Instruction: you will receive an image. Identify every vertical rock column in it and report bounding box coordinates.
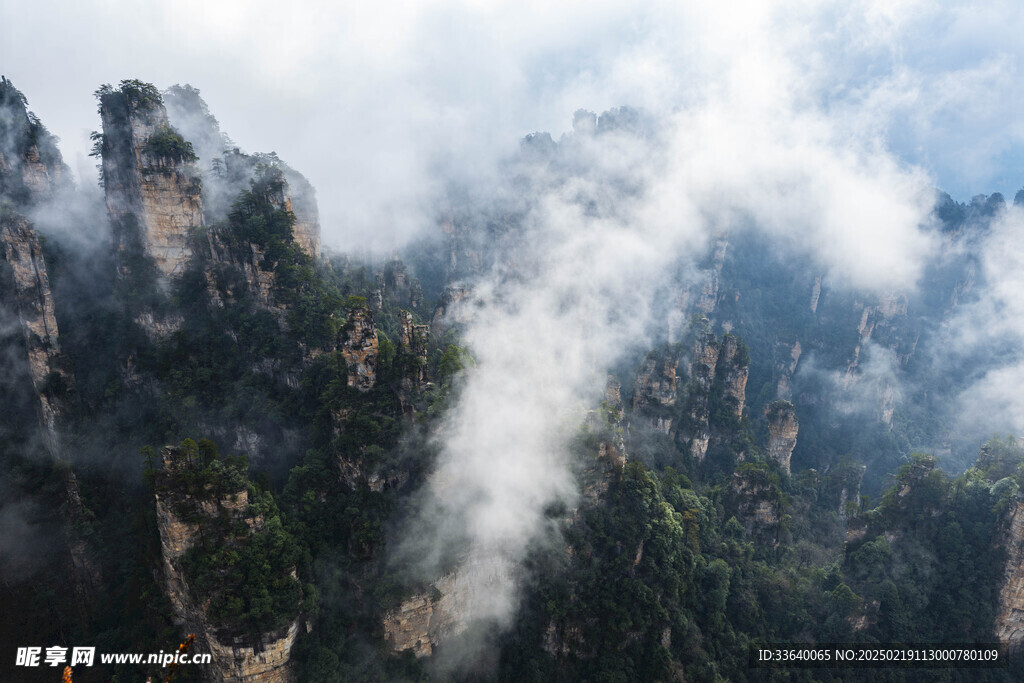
[340,305,379,391]
[98,85,205,281]
[680,331,720,461]
[765,400,798,475]
[0,216,75,457]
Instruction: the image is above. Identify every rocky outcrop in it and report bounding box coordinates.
[281,174,320,259]
[0,77,76,458]
[98,83,204,281]
[717,334,749,419]
[678,331,719,461]
[340,305,378,391]
[0,76,71,204]
[995,496,1024,649]
[163,84,321,259]
[396,310,430,413]
[809,275,822,313]
[399,310,429,385]
[383,554,516,658]
[632,349,681,434]
[0,215,75,457]
[774,340,802,401]
[673,234,729,322]
[154,445,300,682]
[579,376,628,509]
[765,400,798,475]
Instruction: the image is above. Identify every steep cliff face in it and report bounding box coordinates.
[631,350,681,434]
[0,76,70,204]
[340,306,379,391]
[396,310,430,413]
[154,445,301,682]
[0,214,75,457]
[0,78,76,458]
[677,331,720,460]
[774,340,802,401]
[717,333,749,419]
[994,496,1024,649]
[383,553,517,658]
[98,82,204,281]
[671,233,729,329]
[384,377,626,659]
[765,400,798,475]
[580,376,628,508]
[162,85,321,259]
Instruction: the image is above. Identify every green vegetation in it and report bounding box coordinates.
[145,125,198,163]
[9,77,1024,682]
[156,438,303,633]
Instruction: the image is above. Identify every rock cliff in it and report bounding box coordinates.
[162,85,321,259]
[340,305,379,391]
[717,333,749,419]
[97,81,204,282]
[764,400,798,475]
[154,445,301,682]
[995,496,1024,650]
[631,349,681,434]
[0,76,71,204]
[396,310,430,413]
[0,77,75,458]
[668,328,750,464]
[0,215,75,456]
[382,553,517,658]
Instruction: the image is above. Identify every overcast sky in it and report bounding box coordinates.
[2,0,1023,251]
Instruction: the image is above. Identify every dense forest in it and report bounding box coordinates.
[3,75,1024,683]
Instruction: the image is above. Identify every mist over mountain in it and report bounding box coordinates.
[4,2,1024,682]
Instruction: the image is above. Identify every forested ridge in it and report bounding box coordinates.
[2,76,1024,682]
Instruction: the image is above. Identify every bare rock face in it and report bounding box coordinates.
[0,215,75,457]
[576,376,628,510]
[0,76,71,204]
[810,275,822,313]
[718,333,749,419]
[0,77,76,458]
[383,554,516,658]
[396,310,430,414]
[774,340,802,401]
[340,306,378,391]
[765,400,798,475]
[382,593,437,657]
[260,169,320,259]
[995,497,1024,649]
[399,310,429,386]
[632,350,681,434]
[282,176,320,259]
[678,331,720,461]
[673,233,729,321]
[98,84,205,282]
[154,446,300,682]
